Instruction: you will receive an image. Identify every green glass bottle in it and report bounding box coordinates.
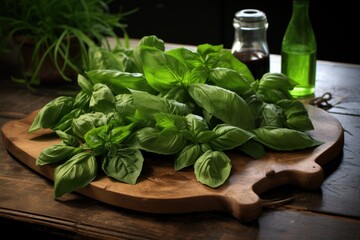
[281,0,317,98]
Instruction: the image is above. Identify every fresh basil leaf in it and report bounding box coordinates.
[256,103,286,128]
[87,45,130,71]
[86,69,156,94]
[36,143,75,166]
[54,152,98,198]
[55,130,78,146]
[102,147,144,184]
[252,127,323,151]
[205,49,255,83]
[53,108,83,133]
[194,150,232,188]
[195,131,215,144]
[108,124,133,145]
[140,46,189,93]
[174,144,203,171]
[154,113,187,131]
[201,143,212,153]
[130,127,187,155]
[186,66,209,85]
[256,73,297,103]
[29,96,74,133]
[84,125,109,155]
[131,89,191,116]
[77,74,93,94]
[196,44,223,57]
[209,67,252,94]
[166,47,203,70]
[138,35,165,51]
[89,83,115,113]
[188,83,255,130]
[160,86,188,102]
[115,94,136,116]
[73,90,91,109]
[71,112,107,140]
[106,112,127,128]
[277,99,314,131]
[185,114,209,136]
[209,124,254,150]
[237,139,266,159]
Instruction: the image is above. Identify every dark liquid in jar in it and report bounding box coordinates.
[232,51,270,80]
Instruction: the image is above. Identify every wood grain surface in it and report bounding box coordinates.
[1,105,344,222]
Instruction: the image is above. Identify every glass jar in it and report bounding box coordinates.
[231,9,270,80]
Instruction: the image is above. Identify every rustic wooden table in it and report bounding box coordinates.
[1,45,359,239]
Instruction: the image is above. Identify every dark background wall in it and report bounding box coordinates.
[110,0,359,64]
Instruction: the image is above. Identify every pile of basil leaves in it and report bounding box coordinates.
[28,35,323,198]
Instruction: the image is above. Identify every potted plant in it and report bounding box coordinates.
[0,0,135,87]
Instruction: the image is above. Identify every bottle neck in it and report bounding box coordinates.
[291,0,310,25]
[282,0,316,50]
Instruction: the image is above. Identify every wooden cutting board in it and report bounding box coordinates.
[1,105,344,222]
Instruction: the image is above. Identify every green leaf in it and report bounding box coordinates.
[196,43,223,57]
[54,152,98,198]
[140,46,189,93]
[256,103,286,128]
[138,35,165,51]
[256,73,297,103]
[166,47,203,70]
[86,69,155,94]
[161,86,188,103]
[102,147,144,184]
[73,90,91,109]
[28,96,74,133]
[205,49,255,83]
[277,99,314,131]
[71,112,107,139]
[130,127,187,155]
[185,114,209,136]
[186,66,209,85]
[89,83,115,113]
[154,113,187,131]
[194,150,232,188]
[196,131,216,143]
[36,143,75,166]
[87,45,131,72]
[115,94,136,116]
[108,124,134,145]
[252,127,323,151]
[209,124,254,150]
[174,144,203,171]
[131,90,191,117]
[77,74,93,94]
[237,139,266,159]
[209,67,252,94]
[55,130,78,146]
[84,125,109,155]
[53,108,83,133]
[188,83,255,130]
